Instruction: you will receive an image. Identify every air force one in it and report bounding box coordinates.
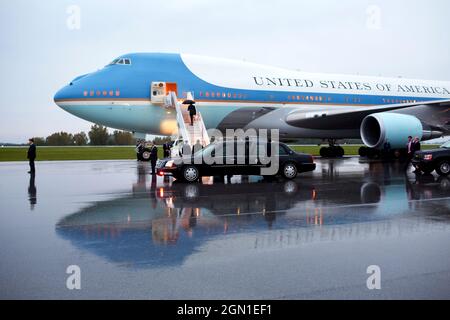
[54,53,450,155]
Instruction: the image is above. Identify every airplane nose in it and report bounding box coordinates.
[53,86,69,104]
[54,73,93,108]
[54,84,76,110]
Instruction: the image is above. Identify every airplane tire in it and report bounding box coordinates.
[366,148,380,159]
[320,147,329,158]
[359,147,367,157]
[336,146,344,157]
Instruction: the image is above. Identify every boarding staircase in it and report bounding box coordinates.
[165,91,210,149]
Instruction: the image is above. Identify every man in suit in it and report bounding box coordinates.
[27,138,36,174]
[193,139,203,154]
[135,139,143,161]
[187,103,196,126]
[149,142,158,174]
[411,137,422,173]
[413,137,421,153]
[163,142,171,158]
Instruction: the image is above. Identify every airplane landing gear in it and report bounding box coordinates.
[358,146,379,159]
[319,139,345,158]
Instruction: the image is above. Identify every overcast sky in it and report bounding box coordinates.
[1,0,449,143]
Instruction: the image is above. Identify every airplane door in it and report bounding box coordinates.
[166,82,178,95]
[150,82,178,104]
[151,82,166,104]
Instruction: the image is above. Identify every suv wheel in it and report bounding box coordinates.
[183,165,200,182]
[282,163,298,180]
[436,160,450,176]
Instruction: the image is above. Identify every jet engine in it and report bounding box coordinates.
[360,113,442,149]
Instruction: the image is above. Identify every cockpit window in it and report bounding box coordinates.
[108,58,132,66]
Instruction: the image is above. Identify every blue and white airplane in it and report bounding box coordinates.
[54,53,450,154]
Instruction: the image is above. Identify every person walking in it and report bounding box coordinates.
[187,103,197,126]
[27,138,36,174]
[149,142,158,174]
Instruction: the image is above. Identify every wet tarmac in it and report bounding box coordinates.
[0,157,449,299]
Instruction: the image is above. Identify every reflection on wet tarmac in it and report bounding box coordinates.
[28,173,36,210]
[56,159,450,268]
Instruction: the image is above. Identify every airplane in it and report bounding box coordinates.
[54,53,450,157]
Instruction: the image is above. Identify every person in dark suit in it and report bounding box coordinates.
[411,137,422,173]
[405,136,414,170]
[149,142,158,174]
[135,140,144,161]
[413,137,421,153]
[163,142,171,158]
[187,103,196,126]
[193,139,203,154]
[180,141,192,158]
[27,138,36,174]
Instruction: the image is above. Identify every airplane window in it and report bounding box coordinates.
[108,59,119,65]
[108,58,131,65]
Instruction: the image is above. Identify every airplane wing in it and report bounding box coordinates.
[285,99,450,130]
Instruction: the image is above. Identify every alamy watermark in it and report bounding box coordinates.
[66,5,81,30]
[366,5,382,31]
[66,265,81,290]
[366,265,381,290]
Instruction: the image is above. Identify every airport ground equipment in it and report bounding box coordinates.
[164,90,210,156]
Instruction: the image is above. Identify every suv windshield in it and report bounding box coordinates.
[440,141,450,149]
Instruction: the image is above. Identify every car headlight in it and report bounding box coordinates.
[423,154,433,161]
[165,160,175,168]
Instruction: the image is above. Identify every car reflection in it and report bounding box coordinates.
[55,162,450,268]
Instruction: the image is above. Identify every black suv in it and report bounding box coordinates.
[156,141,316,182]
[412,141,450,176]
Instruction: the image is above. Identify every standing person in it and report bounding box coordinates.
[149,142,158,174]
[180,141,192,159]
[405,136,414,166]
[383,140,391,159]
[413,137,421,152]
[27,138,36,174]
[411,137,421,173]
[163,141,171,158]
[406,136,413,155]
[135,139,143,161]
[193,139,203,154]
[187,103,197,126]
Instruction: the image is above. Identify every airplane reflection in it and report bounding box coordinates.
[56,162,450,268]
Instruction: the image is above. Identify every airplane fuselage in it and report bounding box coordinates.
[54,53,450,141]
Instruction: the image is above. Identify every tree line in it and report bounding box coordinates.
[32,124,136,146]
